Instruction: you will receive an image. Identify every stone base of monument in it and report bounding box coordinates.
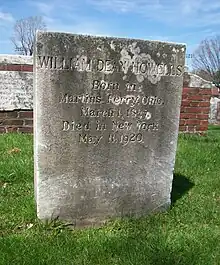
[34,31,185,227]
[36,184,172,228]
[45,201,171,228]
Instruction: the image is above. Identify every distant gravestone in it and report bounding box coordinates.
[34,31,185,227]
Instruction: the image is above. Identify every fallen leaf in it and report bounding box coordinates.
[26,223,34,229]
[2,183,7,188]
[8,148,21,154]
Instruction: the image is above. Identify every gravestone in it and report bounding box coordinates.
[34,31,185,227]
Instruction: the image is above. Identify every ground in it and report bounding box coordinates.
[0,126,220,265]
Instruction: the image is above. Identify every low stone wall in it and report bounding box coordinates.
[209,96,220,124]
[0,55,33,110]
[0,55,33,133]
[0,55,218,134]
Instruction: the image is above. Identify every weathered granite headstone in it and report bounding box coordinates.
[34,31,185,227]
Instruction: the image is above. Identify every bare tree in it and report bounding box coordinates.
[192,35,220,86]
[191,69,213,81]
[11,16,46,56]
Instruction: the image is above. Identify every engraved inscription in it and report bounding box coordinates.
[106,95,163,107]
[49,40,184,146]
[126,108,152,120]
[81,107,122,118]
[37,56,184,77]
[59,93,102,104]
[137,122,159,131]
[92,80,119,91]
[59,92,164,107]
[96,121,107,131]
[59,77,164,145]
[79,134,103,145]
[37,41,184,87]
[108,133,143,146]
[112,121,132,131]
[62,121,90,131]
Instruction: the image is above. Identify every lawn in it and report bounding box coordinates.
[1,126,220,265]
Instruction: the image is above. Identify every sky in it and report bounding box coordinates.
[0,0,220,68]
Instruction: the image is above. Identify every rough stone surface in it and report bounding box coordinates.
[183,72,213,88]
[34,31,186,227]
[0,55,33,65]
[0,71,33,110]
[209,96,220,124]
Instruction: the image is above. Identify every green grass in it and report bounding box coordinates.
[1,127,220,265]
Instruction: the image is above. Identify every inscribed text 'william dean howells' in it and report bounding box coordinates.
[37,55,183,77]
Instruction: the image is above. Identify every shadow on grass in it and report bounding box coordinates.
[0,228,209,265]
[171,173,194,205]
[208,125,220,131]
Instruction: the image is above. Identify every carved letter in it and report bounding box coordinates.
[92,80,100,90]
[81,107,89,117]
[79,134,88,143]
[62,121,70,131]
[59,93,68,103]
[97,59,104,71]
[176,65,183,76]
[38,56,52,68]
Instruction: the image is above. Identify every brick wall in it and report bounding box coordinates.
[0,55,219,134]
[0,64,33,72]
[179,88,212,133]
[0,110,33,133]
[180,72,219,133]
